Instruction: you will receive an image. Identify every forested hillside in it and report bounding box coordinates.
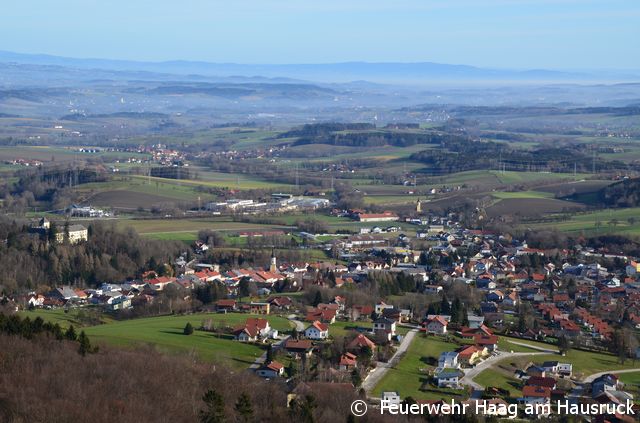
[0,219,183,292]
[599,177,640,207]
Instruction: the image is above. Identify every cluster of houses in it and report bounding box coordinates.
[517,361,638,417]
[431,319,499,389]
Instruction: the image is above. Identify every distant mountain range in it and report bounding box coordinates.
[1,50,639,84]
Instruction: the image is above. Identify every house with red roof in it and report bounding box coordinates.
[304,321,329,340]
[347,334,376,353]
[423,316,448,335]
[268,296,293,310]
[215,299,237,312]
[339,352,358,371]
[233,318,276,342]
[474,333,499,352]
[521,386,551,409]
[284,339,314,357]
[305,308,336,324]
[526,377,557,390]
[256,361,284,378]
[456,345,486,366]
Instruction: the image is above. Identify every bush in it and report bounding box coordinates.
[183,322,194,335]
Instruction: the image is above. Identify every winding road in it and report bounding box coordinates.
[583,368,640,383]
[461,340,559,391]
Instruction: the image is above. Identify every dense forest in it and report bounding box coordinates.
[291,130,461,148]
[410,140,627,175]
[0,219,183,292]
[599,177,640,207]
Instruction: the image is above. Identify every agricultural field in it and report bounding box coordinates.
[0,145,150,166]
[529,207,640,235]
[116,217,292,237]
[486,197,586,218]
[75,176,215,209]
[491,191,554,200]
[82,313,295,370]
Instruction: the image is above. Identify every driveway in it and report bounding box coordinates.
[287,314,305,332]
[362,329,419,394]
[461,350,556,390]
[249,335,290,370]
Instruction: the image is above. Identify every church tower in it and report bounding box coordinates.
[269,249,277,273]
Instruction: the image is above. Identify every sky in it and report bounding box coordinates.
[0,0,638,69]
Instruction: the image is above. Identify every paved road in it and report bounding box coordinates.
[461,350,555,390]
[287,314,305,332]
[362,329,419,394]
[583,368,640,383]
[249,335,290,370]
[503,340,559,354]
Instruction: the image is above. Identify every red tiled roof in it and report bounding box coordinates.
[347,334,376,350]
[522,385,551,398]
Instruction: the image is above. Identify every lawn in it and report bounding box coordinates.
[498,336,559,353]
[83,313,294,370]
[472,366,522,397]
[372,334,468,400]
[19,308,112,328]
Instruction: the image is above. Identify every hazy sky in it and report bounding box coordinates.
[1,0,638,69]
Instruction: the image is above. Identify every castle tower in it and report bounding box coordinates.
[269,249,277,273]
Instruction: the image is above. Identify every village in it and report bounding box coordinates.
[7,204,640,421]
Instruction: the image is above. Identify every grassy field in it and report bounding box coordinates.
[497,336,559,353]
[82,313,294,370]
[0,145,150,164]
[372,334,469,400]
[19,308,113,328]
[472,365,521,396]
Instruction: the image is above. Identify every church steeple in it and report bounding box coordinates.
[269,249,277,273]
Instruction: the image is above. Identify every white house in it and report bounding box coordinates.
[375,302,395,315]
[304,321,329,340]
[381,392,401,407]
[436,368,464,388]
[373,317,397,340]
[424,316,448,335]
[557,363,573,376]
[423,285,444,295]
[27,294,45,307]
[256,361,284,378]
[438,351,459,369]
